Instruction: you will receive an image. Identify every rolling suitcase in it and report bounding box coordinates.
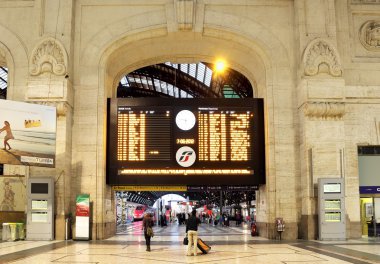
[197,238,211,254]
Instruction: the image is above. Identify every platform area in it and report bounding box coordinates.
[1,222,380,264]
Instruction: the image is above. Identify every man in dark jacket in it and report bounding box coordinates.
[186,209,201,256]
[142,213,154,251]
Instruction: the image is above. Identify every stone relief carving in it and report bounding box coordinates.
[303,39,342,77]
[360,21,380,51]
[29,38,68,76]
[303,102,345,120]
[176,0,195,30]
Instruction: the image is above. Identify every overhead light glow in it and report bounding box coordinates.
[215,60,226,73]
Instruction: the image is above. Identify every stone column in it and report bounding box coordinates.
[26,37,73,240]
[297,37,347,239]
[294,0,354,239]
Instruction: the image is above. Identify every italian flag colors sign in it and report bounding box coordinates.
[76,194,90,217]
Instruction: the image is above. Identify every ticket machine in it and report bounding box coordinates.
[26,177,54,240]
[318,178,346,240]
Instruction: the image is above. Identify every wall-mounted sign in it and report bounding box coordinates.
[0,99,56,167]
[359,186,380,194]
[107,98,265,186]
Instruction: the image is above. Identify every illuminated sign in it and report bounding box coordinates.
[359,186,380,194]
[176,146,196,167]
[176,139,195,144]
[118,169,253,175]
[112,185,187,191]
[107,98,265,186]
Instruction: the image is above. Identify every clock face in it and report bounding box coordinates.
[175,110,196,131]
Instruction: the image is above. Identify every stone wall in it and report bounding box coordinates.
[0,0,378,240]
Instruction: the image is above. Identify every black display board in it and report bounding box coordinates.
[107,98,265,186]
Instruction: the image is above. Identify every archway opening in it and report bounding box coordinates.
[110,61,260,239]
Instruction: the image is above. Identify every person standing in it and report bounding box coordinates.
[186,209,201,256]
[0,121,14,150]
[142,213,154,252]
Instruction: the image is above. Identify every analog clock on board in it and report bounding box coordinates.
[175,110,196,131]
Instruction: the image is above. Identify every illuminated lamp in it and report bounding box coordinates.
[214,59,226,73]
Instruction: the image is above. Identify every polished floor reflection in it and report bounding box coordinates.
[1,222,380,264]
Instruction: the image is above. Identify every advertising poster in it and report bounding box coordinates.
[75,194,90,240]
[0,99,56,167]
[0,176,26,211]
[76,194,90,217]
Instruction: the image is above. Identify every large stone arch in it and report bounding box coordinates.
[74,12,296,239]
[0,24,28,100]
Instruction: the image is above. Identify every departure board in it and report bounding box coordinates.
[107,98,265,186]
[198,110,252,161]
[117,108,171,161]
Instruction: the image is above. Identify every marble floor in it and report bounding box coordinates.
[1,222,380,264]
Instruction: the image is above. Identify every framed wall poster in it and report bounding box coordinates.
[0,176,26,211]
[0,99,56,168]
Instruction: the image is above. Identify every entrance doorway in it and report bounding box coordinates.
[114,190,257,237]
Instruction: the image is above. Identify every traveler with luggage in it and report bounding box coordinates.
[185,209,201,256]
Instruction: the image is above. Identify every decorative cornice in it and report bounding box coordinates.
[29,37,68,76]
[359,21,380,51]
[176,0,195,30]
[303,102,345,120]
[303,39,342,77]
[32,101,68,117]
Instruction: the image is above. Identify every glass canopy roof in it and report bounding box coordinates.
[0,67,7,90]
[0,66,7,99]
[118,62,252,98]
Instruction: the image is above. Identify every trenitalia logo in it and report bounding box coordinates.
[179,151,193,162]
[176,146,196,167]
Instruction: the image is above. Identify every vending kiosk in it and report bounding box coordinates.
[318,178,346,240]
[26,177,54,240]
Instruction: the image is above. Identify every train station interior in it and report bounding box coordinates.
[1,0,380,263]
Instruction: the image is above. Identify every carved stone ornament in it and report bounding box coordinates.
[176,0,195,30]
[303,102,345,120]
[303,39,342,77]
[360,20,380,51]
[29,38,68,76]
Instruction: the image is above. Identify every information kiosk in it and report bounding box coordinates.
[26,177,54,240]
[318,178,346,240]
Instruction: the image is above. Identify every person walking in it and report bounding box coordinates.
[186,209,201,256]
[142,213,154,252]
[0,121,14,150]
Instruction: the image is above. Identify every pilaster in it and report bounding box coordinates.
[26,36,73,240]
